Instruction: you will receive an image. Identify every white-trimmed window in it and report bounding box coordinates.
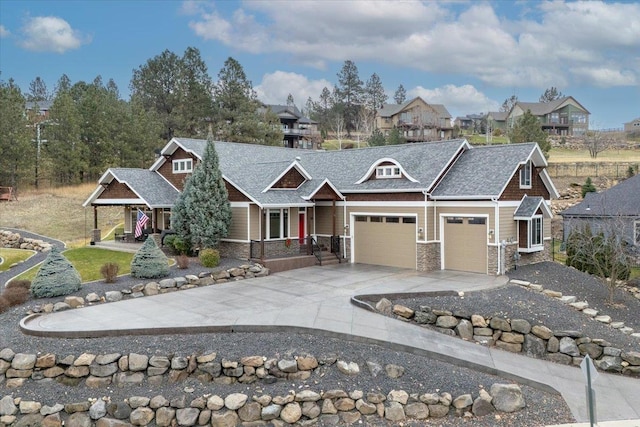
[173,159,193,174]
[520,160,531,188]
[520,216,543,252]
[267,208,289,239]
[634,220,640,246]
[531,216,543,247]
[376,166,401,179]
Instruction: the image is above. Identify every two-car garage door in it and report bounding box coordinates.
[353,215,416,269]
[442,216,487,274]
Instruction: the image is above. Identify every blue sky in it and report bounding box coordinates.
[1,0,638,129]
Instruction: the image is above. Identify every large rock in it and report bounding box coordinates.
[393,304,414,319]
[384,402,405,422]
[531,325,553,340]
[0,396,18,416]
[385,364,404,378]
[489,317,511,332]
[595,356,623,372]
[455,319,474,340]
[280,403,302,424]
[523,334,547,358]
[559,337,580,357]
[511,319,531,334]
[622,351,640,366]
[404,402,429,419]
[209,411,238,427]
[414,310,437,324]
[578,343,604,359]
[336,360,359,375]
[128,353,149,371]
[175,408,199,426]
[224,393,248,410]
[11,353,36,370]
[436,315,458,328]
[129,407,155,426]
[89,400,107,420]
[490,384,526,412]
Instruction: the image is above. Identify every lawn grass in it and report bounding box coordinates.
[14,247,134,283]
[548,147,640,163]
[0,248,35,272]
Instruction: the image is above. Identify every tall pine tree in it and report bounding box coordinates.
[171,135,232,250]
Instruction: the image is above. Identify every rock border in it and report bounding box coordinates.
[0,230,52,253]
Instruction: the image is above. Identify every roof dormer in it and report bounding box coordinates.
[356,158,418,184]
[263,160,312,192]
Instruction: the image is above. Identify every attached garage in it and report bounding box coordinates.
[353,215,417,269]
[442,216,488,274]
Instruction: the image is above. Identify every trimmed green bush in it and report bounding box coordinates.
[199,248,220,268]
[131,237,170,279]
[31,247,82,298]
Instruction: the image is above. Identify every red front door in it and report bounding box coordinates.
[299,212,305,243]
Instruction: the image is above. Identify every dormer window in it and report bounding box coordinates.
[376,166,401,179]
[520,160,531,188]
[173,159,193,174]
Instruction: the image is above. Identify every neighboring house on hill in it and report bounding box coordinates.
[376,97,453,142]
[561,174,640,252]
[84,138,558,275]
[454,114,484,132]
[25,100,53,122]
[624,117,640,134]
[486,111,508,132]
[507,96,589,136]
[264,104,320,149]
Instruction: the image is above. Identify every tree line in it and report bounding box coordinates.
[0,49,284,190]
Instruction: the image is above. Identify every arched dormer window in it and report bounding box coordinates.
[356,158,418,184]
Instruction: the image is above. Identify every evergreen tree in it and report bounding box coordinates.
[367,128,386,146]
[364,73,387,129]
[539,87,564,103]
[500,95,518,112]
[386,127,407,145]
[213,57,282,145]
[581,177,596,198]
[394,84,407,104]
[286,93,295,107]
[508,109,551,157]
[171,138,232,250]
[31,247,82,298]
[336,60,364,135]
[28,77,50,101]
[0,78,32,189]
[130,236,170,279]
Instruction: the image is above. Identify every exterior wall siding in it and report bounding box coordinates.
[228,207,248,240]
[315,205,345,235]
[499,206,518,244]
[158,147,196,191]
[500,167,551,201]
[97,182,137,200]
[249,205,260,240]
[273,168,306,188]
[346,193,424,202]
[226,182,251,202]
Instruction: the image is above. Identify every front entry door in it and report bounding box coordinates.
[298,211,306,243]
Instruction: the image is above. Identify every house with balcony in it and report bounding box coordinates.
[506,97,589,136]
[265,104,320,149]
[376,97,453,142]
[486,111,508,133]
[454,113,485,133]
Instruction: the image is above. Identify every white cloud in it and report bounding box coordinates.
[19,16,90,53]
[255,71,333,107]
[0,25,10,38]
[410,84,500,118]
[186,0,640,88]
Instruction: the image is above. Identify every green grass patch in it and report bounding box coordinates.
[0,248,36,272]
[14,247,134,283]
[102,223,124,241]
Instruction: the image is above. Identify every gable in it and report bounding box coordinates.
[310,182,341,200]
[272,167,306,189]
[500,165,551,201]
[225,180,251,202]
[96,181,138,200]
[157,147,197,191]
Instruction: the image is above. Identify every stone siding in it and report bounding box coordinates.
[218,241,250,260]
[417,242,440,272]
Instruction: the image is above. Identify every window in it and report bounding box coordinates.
[403,217,416,224]
[172,159,193,174]
[635,221,640,246]
[267,208,289,239]
[531,216,543,246]
[446,217,463,224]
[468,217,486,225]
[375,166,401,179]
[386,217,400,223]
[355,216,367,222]
[520,160,531,188]
[370,216,383,223]
[550,112,559,124]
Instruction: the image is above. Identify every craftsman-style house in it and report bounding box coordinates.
[84,138,558,275]
[376,97,453,142]
[506,97,590,136]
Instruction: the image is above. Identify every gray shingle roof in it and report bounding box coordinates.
[431,143,537,198]
[108,168,179,208]
[561,174,640,217]
[515,96,589,116]
[514,195,544,218]
[378,97,451,119]
[487,111,507,121]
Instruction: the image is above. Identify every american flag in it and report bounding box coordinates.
[134,210,149,238]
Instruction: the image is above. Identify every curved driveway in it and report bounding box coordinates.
[19,263,640,423]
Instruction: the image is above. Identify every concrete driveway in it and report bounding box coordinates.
[19,263,640,423]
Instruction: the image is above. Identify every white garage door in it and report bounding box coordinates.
[443,216,487,274]
[353,215,416,269]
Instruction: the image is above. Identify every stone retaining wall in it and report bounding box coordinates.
[0,346,527,425]
[384,282,640,377]
[0,230,52,253]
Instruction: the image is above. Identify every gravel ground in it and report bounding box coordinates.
[0,259,581,426]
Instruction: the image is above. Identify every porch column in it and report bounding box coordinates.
[260,207,265,260]
[307,206,312,255]
[93,206,98,229]
[332,198,336,237]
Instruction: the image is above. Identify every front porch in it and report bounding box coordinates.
[249,236,342,273]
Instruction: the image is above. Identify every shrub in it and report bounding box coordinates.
[0,296,9,314]
[199,248,220,268]
[164,235,193,256]
[131,237,170,279]
[581,177,596,198]
[100,262,120,283]
[31,247,82,298]
[493,128,503,137]
[6,279,31,291]
[3,287,29,306]
[176,254,190,269]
